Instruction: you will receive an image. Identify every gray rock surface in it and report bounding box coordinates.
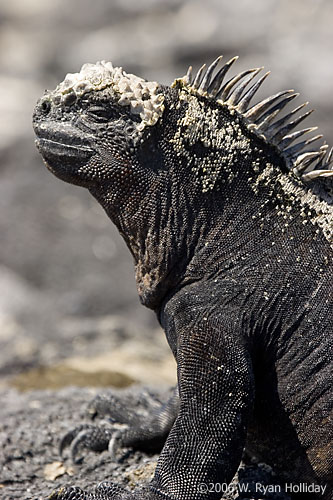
[0,0,332,498]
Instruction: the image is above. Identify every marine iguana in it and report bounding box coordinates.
[33,56,333,500]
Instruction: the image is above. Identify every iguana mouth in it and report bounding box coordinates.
[33,121,94,158]
[35,137,94,157]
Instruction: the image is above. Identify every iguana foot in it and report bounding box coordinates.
[59,390,152,463]
[60,388,178,463]
[49,482,161,500]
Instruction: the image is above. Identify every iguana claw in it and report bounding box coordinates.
[60,424,114,463]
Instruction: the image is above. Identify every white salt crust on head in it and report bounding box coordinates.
[53,61,165,131]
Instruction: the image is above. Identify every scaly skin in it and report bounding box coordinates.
[33,59,332,500]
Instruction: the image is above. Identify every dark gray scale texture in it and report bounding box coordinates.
[32,62,332,500]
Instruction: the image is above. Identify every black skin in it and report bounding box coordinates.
[33,80,332,500]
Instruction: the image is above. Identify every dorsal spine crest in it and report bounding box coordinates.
[172,55,333,190]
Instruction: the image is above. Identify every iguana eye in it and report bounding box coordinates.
[87,106,112,122]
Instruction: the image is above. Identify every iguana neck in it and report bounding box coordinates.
[90,158,279,310]
[91,176,204,310]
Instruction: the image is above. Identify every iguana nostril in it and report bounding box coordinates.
[40,99,51,114]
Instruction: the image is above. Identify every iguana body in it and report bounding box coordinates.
[33,57,333,500]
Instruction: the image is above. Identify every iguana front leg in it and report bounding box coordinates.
[50,312,254,500]
[149,314,255,499]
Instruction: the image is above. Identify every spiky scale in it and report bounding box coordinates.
[184,66,193,86]
[255,94,300,134]
[304,144,329,171]
[278,127,318,150]
[225,68,263,107]
[235,71,270,113]
[318,146,333,170]
[293,148,327,173]
[302,169,333,181]
[243,90,294,121]
[192,63,207,89]
[265,102,308,137]
[255,93,298,126]
[220,67,261,104]
[207,56,238,96]
[284,134,323,160]
[199,55,223,92]
[271,109,314,145]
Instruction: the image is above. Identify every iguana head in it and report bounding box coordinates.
[33,61,165,191]
[33,57,332,307]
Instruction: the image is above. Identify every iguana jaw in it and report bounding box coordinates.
[33,120,96,186]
